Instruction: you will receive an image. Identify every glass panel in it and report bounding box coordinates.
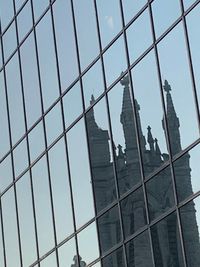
[45,102,63,146]
[2,22,17,61]
[53,0,79,92]
[126,9,152,63]
[96,0,122,48]
[58,238,77,267]
[186,4,200,109]
[78,222,99,265]
[32,156,55,256]
[173,143,200,203]
[32,0,49,21]
[184,0,196,10]
[0,0,14,30]
[121,186,147,239]
[13,138,28,178]
[122,0,147,25]
[67,119,95,228]
[0,155,13,192]
[16,172,37,267]
[29,121,45,163]
[102,247,125,267]
[152,0,181,38]
[17,1,32,42]
[82,60,104,109]
[131,51,168,177]
[0,72,10,159]
[20,33,42,128]
[36,12,59,111]
[73,0,99,70]
[15,0,26,11]
[1,188,21,267]
[103,36,127,87]
[5,54,25,145]
[158,23,199,156]
[92,262,102,267]
[151,212,184,266]
[48,138,74,243]
[40,252,57,267]
[98,205,121,253]
[63,82,83,128]
[180,196,200,266]
[108,78,142,195]
[86,97,117,212]
[126,231,153,267]
[146,166,175,221]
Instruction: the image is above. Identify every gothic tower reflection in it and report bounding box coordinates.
[86,75,200,267]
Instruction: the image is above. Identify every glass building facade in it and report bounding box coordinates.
[0,0,200,266]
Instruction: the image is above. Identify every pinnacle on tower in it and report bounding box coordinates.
[147,126,154,152]
[163,80,181,155]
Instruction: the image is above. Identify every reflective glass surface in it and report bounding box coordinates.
[0,1,200,266]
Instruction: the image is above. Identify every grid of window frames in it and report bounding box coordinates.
[0,0,200,266]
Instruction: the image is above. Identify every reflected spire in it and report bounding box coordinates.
[147,126,154,152]
[163,80,181,155]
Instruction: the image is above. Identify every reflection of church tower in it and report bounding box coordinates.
[71,255,86,267]
[87,76,200,266]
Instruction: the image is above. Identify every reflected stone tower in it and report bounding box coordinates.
[88,75,200,266]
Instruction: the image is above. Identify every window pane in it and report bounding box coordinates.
[86,97,117,212]
[32,156,55,256]
[2,22,17,61]
[97,0,122,48]
[180,196,200,266]
[151,212,184,266]
[122,0,147,25]
[102,247,125,267]
[48,138,74,243]
[98,205,121,253]
[158,23,199,156]
[126,231,153,267]
[53,0,78,92]
[127,9,152,63]
[0,155,13,192]
[1,188,21,267]
[17,1,32,42]
[16,172,37,267]
[67,119,95,228]
[121,187,147,239]
[13,138,28,178]
[58,238,77,267]
[146,166,175,221]
[73,0,99,70]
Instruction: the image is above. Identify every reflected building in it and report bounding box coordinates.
[87,75,200,267]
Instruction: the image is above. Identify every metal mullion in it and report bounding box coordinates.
[0,10,24,267]
[148,2,188,267]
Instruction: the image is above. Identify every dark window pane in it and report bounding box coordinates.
[146,166,175,221]
[151,212,184,267]
[86,97,117,212]
[126,231,153,267]
[121,187,147,239]
[98,205,121,253]
[180,197,200,266]
[102,247,125,267]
